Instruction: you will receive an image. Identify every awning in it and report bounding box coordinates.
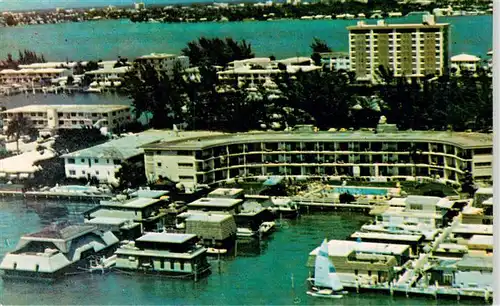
[263,176,284,186]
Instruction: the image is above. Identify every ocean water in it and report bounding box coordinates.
[0,16,492,62]
[0,200,485,305]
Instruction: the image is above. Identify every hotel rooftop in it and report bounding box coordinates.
[2,104,129,113]
[142,130,492,150]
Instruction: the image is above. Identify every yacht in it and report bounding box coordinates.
[361,221,440,241]
[0,223,119,281]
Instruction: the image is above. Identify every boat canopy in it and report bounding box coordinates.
[263,176,284,186]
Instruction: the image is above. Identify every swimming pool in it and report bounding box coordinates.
[329,186,390,196]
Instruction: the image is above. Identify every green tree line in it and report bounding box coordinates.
[122,37,492,133]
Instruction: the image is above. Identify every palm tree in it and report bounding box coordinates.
[5,114,33,154]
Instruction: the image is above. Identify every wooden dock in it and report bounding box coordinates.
[343,283,493,303]
[0,190,112,202]
[292,197,375,213]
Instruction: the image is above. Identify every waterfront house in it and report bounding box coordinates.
[141,125,492,191]
[217,56,321,88]
[0,148,56,180]
[348,232,423,255]
[0,224,119,280]
[453,253,493,289]
[306,240,411,285]
[187,197,244,215]
[84,197,168,236]
[466,235,492,253]
[372,195,449,229]
[186,196,274,237]
[180,213,237,249]
[347,15,450,83]
[2,104,131,135]
[135,53,189,75]
[114,232,209,278]
[61,132,166,184]
[84,66,130,85]
[207,188,245,199]
[0,68,71,85]
[451,223,492,241]
[450,53,480,74]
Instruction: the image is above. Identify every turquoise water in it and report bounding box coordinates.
[0,199,485,305]
[0,16,492,61]
[330,186,389,196]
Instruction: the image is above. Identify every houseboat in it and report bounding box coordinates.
[83,197,168,238]
[0,224,119,281]
[114,232,210,279]
[177,212,237,252]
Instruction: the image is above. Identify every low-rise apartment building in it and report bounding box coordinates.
[319,52,351,71]
[0,68,71,85]
[135,53,190,75]
[62,130,222,185]
[2,104,131,134]
[217,57,321,87]
[141,126,493,191]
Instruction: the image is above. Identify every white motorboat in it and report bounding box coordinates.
[306,239,346,298]
[258,221,276,236]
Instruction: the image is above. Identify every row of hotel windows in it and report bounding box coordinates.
[148,145,490,159]
[67,158,121,164]
[68,170,111,176]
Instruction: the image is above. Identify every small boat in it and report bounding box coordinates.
[258,221,276,236]
[237,228,257,238]
[306,239,346,299]
[206,248,228,255]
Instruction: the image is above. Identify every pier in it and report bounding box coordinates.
[0,190,112,202]
[343,282,493,302]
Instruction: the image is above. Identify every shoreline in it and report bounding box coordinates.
[1,2,492,28]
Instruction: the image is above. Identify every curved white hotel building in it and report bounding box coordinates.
[142,126,492,190]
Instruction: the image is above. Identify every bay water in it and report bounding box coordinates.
[0,200,485,305]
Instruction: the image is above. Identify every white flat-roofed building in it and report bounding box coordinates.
[218,57,321,88]
[319,52,351,71]
[0,149,56,180]
[348,15,450,83]
[141,128,493,190]
[61,131,167,184]
[306,239,411,283]
[183,213,237,249]
[453,254,493,289]
[18,62,80,70]
[467,234,493,252]
[207,188,245,199]
[84,197,167,234]
[84,66,130,83]
[450,53,480,73]
[115,232,209,276]
[135,53,189,75]
[376,195,447,229]
[187,197,244,215]
[0,68,71,85]
[2,104,131,133]
[452,223,492,239]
